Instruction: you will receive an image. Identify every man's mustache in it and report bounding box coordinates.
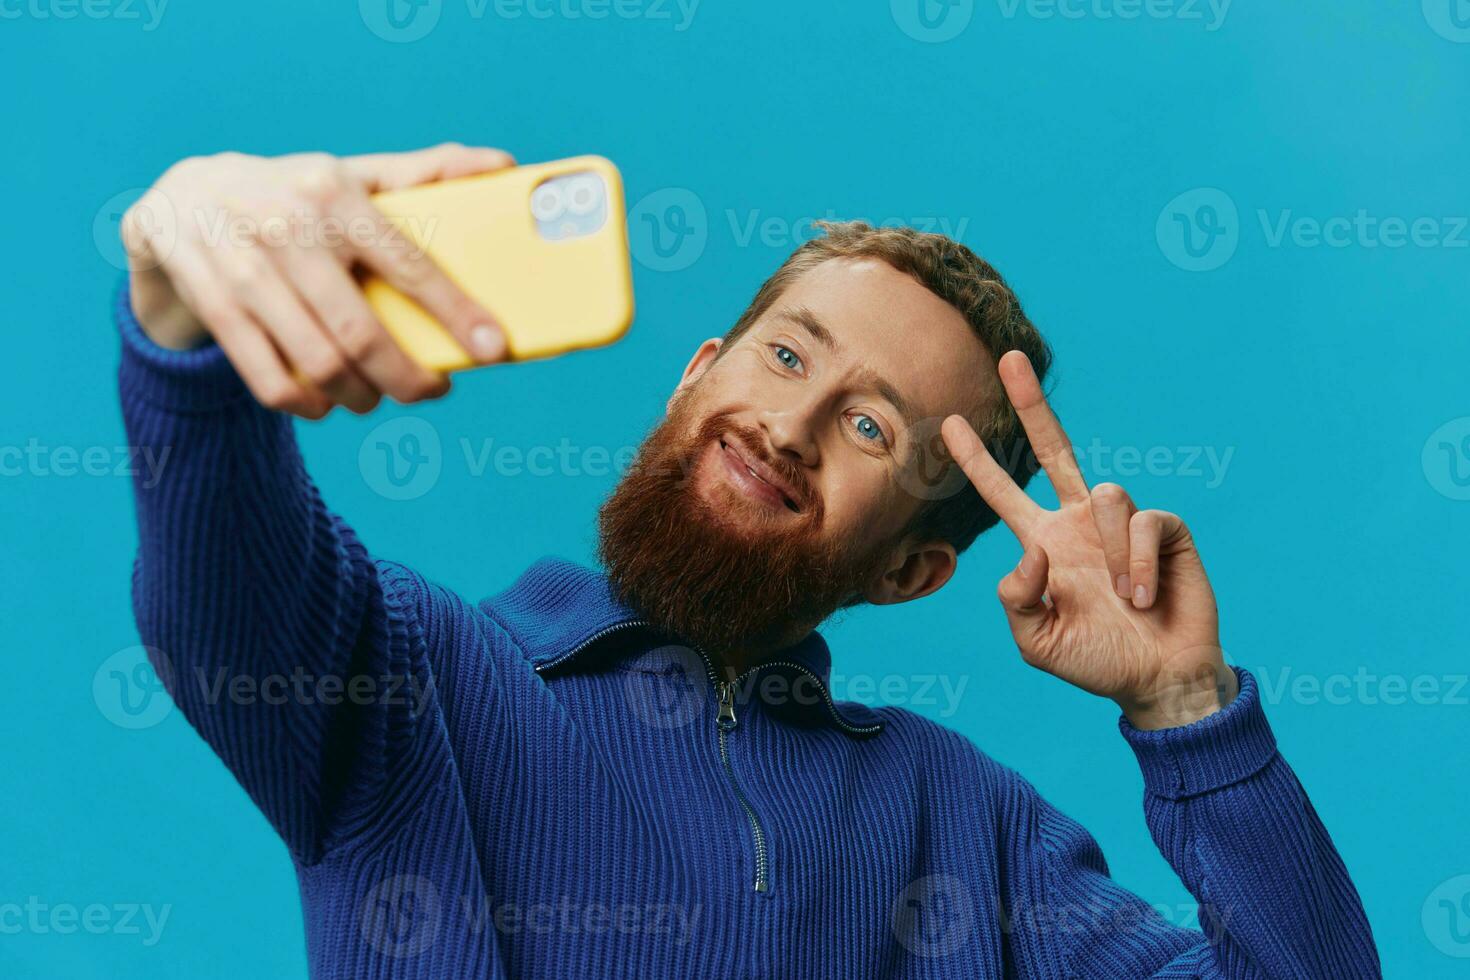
[653,412,819,517]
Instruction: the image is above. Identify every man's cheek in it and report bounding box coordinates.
[821,476,884,537]
[867,477,923,549]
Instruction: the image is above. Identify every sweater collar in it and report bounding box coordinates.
[480,557,883,736]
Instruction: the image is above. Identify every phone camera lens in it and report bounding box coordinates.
[564,175,602,216]
[530,182,565,222]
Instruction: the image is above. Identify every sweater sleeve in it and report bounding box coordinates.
[998,667,1380,979]
[116,281,423,865]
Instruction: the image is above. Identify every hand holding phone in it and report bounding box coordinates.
[365,155,634,370]
[121,144,541,418]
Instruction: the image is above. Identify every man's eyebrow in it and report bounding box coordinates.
[777,306,838,353]
[774,306,918,432]
[856,367,918,434]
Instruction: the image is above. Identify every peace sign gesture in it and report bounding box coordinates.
[941,351,1238,730]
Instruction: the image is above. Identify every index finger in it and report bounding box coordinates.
[342,142,517,193]
[940,415,1042,538]
[997,350,1089,504]
[338,187,509,364]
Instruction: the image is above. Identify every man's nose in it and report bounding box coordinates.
[758,404,820,468]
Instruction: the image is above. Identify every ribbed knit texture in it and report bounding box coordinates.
[116,283,1380,979]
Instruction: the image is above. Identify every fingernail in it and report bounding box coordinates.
[1133,583,1149,608]
[1017,549,1032,578]
[470,324,505,361]
[1115,573,1131,599]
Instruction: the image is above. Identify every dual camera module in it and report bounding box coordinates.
[530,171,608,241]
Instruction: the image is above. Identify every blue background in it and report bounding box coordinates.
[3,1,1468,976]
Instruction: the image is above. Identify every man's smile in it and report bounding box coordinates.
[710,436,803,513]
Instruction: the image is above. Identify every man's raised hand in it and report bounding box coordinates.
[941,351,1237,730]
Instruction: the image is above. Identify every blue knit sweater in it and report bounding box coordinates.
[116,286,1378,979]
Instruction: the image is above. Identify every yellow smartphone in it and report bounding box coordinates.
[363,155,634,370]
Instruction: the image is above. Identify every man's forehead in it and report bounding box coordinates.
[759,257,996,423]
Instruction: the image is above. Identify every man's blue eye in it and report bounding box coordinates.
[853,415,884,442]
[775,346,801,370]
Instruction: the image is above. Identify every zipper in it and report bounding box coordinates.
[745,660,882,737]
[536,620,881,736]
[706,657,881,894]
[537,622,880,895]
[533,619,649,675]
[712,675,770,894]
[535,621,773,893]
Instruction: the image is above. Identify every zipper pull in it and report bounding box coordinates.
[716,680,738,731]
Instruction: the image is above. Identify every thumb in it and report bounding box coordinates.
[998,545,1053,652]
[342,142,517,194]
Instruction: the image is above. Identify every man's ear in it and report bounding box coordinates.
[668,338,723,413]
[864,540,958,606]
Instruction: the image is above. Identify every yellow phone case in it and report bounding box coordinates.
[363,155,634,370]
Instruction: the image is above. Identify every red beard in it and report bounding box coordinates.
[597,399,884,659]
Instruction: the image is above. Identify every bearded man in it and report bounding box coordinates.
[118,144,1378,979]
